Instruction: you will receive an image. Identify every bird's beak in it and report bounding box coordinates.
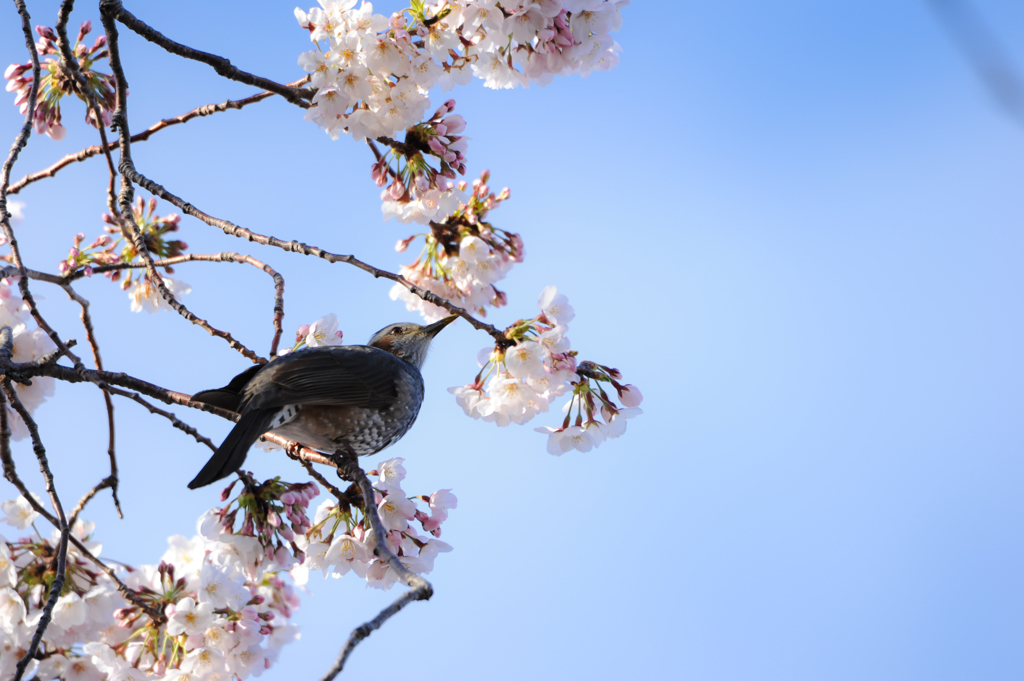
[423,314,458,337]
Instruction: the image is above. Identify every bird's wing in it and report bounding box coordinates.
[239,345,407,411]
[190,364,263,413]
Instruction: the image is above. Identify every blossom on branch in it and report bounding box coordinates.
[3,21,116,140]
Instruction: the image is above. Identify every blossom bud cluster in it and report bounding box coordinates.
[390,170,523,321]
[204,477,320,570]
[0,483,315,681]
[0,274,55,442]
[58,197,191,314]
[448,285,642,451]
[536,359,642,454]
[3,21,115,141]
[375,99,469,226]
[294,457,455,591]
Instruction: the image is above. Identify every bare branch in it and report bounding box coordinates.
[67,475,116,528]
[8,78,309,196]
[99,6,268,366]
[105,167,514,348]
[105,384,217,451]
[61,252,286,358]
[101,0,311,107]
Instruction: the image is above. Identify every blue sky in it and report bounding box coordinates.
[2,1,1023,679]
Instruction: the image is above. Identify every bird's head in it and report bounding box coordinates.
[367,315,457,368]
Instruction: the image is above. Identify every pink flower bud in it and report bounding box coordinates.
[267,510,281,527]
[295,324,310,341]
[57,261,69,274]
[618,384,643,408]
[335,330,344,340]
[395,235,416,252]
[428,137,445,154]
[388,178,406,201]
[279,525,294,541]
[4,64,30,80]
[35,26,56,40]
[77,20,92,39]
[442,115,466,135]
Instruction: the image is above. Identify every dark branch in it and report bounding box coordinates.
[8,77,309,196]
[101,0,311,107]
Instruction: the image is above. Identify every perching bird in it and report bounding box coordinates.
[187,316,457,489]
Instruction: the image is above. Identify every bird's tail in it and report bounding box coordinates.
[188,409,276,489]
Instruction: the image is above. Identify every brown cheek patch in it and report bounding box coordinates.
[370,335,393,352]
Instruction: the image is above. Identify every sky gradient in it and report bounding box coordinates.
[2,1,1023,679]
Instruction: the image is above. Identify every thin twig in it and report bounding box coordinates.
[102,0,310,107]
[2,362,70,681]
[294,456,349,502]
[51,275,122,518]
[104,168,512,347]
[60,252,286,357]
[318,455,433,679]
[67,476,116,528]
[105,384,217,451]
[8,78,309,196]
[99,5,267,366]
[0,8,73,673]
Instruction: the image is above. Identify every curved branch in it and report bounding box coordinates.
[61,252,286,358]
[8,77,309,196]
[101,0,311,107]
[108,167,513,348]
[99,6,267,366]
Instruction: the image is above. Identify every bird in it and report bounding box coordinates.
[186,315,457,489]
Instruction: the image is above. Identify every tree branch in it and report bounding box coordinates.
[8,78,309,196]
[101,0,311,107]
[99,5,268,366]
[60,252,286,358]
[318,455,433,679]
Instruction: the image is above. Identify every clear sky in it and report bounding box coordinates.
[2,1,1023,679]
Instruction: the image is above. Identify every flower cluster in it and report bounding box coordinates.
[3,21,115,141]
[0,452,458,678]
[296,0,624,137]
[390,170,523,321]
[58,197,191,314]
[0,481,308,681]
[449,285,642,450]
[0,273,55,442]
[294,457,455,591]
[296,1,625,229]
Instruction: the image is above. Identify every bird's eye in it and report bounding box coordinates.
[390,327,403,335]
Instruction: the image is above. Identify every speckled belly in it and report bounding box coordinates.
[269,404,416,455]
